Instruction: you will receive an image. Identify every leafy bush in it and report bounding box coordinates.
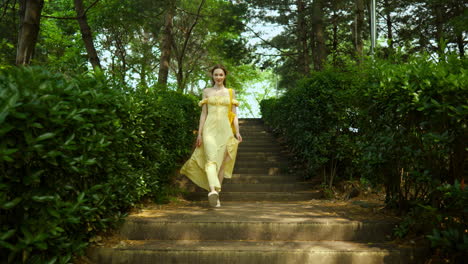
[262,53,467,206]
[261,69,363,186]
[395,181,467,263]
[356,54,467,208]
[0,66,198,263]
[261,53,467,261]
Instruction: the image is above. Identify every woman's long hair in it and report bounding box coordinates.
[210,64,228,86]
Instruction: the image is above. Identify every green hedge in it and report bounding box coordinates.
[0,67,198,263]
[261,54,467,261]
[261,70,363,186]
[261,54,467,204]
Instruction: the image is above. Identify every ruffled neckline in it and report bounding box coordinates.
[198,96,239,107]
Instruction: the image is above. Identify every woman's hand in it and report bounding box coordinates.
[236,132,242,143]
[196,134,203,147]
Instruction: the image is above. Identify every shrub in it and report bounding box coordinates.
[261,53,467,261]
[261,69,362,186]
[395,181,467,263]
[0,66,198,263]
[356,54,467,208]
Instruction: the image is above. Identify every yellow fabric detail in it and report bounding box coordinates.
[228,89,236,135]
[198,98,208,107]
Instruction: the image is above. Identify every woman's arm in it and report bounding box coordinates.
[196,90,208,147]
[232,90,242,143]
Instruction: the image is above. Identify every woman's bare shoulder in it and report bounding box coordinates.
[202,88,213,97]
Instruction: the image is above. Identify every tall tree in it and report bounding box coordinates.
[296,0,310,75]
[158,0,176,87]
[382,0,394,51]
[16,0,44,65]
[73,0,101,69]
[353,0,364,59]
[311,0,326,71]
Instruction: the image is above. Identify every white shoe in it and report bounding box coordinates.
[215,197,221,207]
[208,191,219,207]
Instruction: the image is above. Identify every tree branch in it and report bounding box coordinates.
[254,52,298,57]
[179,0,206,62]
[42,0,99,20]
[0,0,15,22]
[244,23,293,57]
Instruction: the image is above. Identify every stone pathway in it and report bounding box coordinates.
[87,118,428,263]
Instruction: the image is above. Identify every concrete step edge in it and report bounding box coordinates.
[118,221,397,242]
[87,240,429,264]
[183,191,323,201]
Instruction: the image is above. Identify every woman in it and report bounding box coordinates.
[180,64,243,207]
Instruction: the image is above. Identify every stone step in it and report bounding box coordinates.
[238,140,281,145]
[235,157,290,163]
[236,151,292,157]
[240,139,279,144]
[226,174,304,183]
[234,163,291,169]
[241,133,275,138]
[236,154,288,160]
[240,130,270,134]
[88,240,428,264]
[233,167,293,174]
[238,145,283,150]
[239,118,263,123]
[240,134,277,139]
[220,182,314,192]
[232,169,296,175]
[240,137,279,142]
[183,191,322,201]
[234,163,290,170]
[237,151,291,156]
[239,131,271,135]
[236,154,291,160]
[116,202,397,242]
[237,150,287,156]
[239,123,266,130]
[238,124,264,128]
[119,220,395,242]
[238,144,286,149]
[239,130,271,134]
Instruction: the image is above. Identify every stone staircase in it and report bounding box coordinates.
[87,118,427,263]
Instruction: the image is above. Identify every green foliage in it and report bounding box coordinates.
[356,54,467,207]
[395,181,467,262]
[261,69,363,185]
[261,52,467,260]
[0,66,198,263]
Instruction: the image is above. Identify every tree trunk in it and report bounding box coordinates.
[176,63,184,93]
[332,9,338,67]
[296,0,310,75]
[74,0,101,70]
[434,3,444,53]
[354,0,364,60]
[383,0,393,50]
[16,0,44,66]
[311,0,325,71]
[455,3,465,58]
[456,33,464,58]
[158,1,175,88]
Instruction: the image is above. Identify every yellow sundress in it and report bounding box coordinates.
[180,95,240,192]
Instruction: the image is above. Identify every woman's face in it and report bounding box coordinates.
[212,68,225,86]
